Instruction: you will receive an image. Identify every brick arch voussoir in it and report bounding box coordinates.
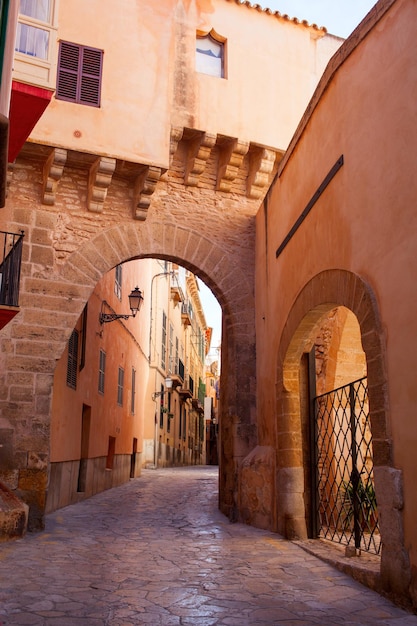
[55,221,256,382]
[65,221,254,327]
[278,269,390,468]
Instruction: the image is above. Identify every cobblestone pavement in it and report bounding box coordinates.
[0,466,417,625]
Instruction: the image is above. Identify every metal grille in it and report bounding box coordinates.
[0,230,24,307]
[314,377,380,555]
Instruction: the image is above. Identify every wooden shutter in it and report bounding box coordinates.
[57,42,80,102]
[66,329,79,389]
[57,41,102,107]
[80,46,102,106]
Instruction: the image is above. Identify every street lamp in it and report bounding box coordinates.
[99,286,144,324]
[152,375,173,401]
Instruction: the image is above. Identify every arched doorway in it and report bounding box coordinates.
[276,270,411,599]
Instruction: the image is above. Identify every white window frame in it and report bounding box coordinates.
[196,30,226,79]
[13,0,59,90]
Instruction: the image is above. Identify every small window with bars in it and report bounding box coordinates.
[98,349,106,394]
[56,41,103,107]
[66,329,79,389]
[117,367,124,406]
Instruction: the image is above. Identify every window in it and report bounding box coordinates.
[56,41,103,107]
[98,349,106,394]
[161,311,167,370]
[16,0,52,60]
[159,384,164,429]
[169,323,174,371]
[175,337,179,375]
[196,32,225,78]
[167,392,172,433]
[114,265,122,300]
[117,367,124,406]
[131,367,136,414]
[66,329,79,389]
[106,436,116,470]
[79,305,88,371]
[183,409,187,441]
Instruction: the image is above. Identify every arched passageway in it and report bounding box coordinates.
[0,136,264,531]
[0,223,256,528]
[47,256,223,511]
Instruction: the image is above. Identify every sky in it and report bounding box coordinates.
[199,0,377,359]
[258,1,377,38]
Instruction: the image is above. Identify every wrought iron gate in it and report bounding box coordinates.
[312,377,381,555]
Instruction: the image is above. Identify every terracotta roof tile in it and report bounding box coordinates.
[224,0,327,32]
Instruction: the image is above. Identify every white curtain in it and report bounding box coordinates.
[16,0,51,59]
[19,0,50,22]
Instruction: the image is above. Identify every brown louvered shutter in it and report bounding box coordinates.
[79,46,102,107]
[56,41,102,107]
[57,42,80,102]
[66,329,79,390]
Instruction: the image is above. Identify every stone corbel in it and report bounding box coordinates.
[87,156,116,213]
[42,148,67,205]
[247,147,277,199]
[217,138,249,193]
[184,132,217,187]
[170,126,184,162]
[133,165,166,220]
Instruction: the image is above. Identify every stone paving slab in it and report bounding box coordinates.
[0,466,416,625]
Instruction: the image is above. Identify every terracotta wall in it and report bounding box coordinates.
[255,0,417,607]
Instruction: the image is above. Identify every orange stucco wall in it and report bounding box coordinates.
[255,0,417,601]
[51,260,152,463]
[28,0,341,166]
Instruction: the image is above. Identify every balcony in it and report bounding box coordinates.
[181,300,193,326]
[170,285,183,306]
[178,373,193,400]
[9,4,58,162]
[0,231,24,329]
[170,357,185,388]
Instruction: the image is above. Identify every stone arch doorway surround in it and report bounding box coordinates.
[276,269,411,601]
[1,219,257,531]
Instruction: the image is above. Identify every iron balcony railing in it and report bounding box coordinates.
[0,230,24,307]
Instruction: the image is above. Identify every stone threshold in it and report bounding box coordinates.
[293,538,381,593]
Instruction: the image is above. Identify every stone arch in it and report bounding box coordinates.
[276,269,410,600]
[59,221,258,518]
[1,219,257,529]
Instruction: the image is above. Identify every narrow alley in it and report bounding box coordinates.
[0,466,416,626]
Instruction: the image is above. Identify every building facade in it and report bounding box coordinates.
[4,0,417,611]
[144,261,209,469]
[0,0,339,536]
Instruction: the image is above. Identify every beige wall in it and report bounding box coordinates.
[255,0,417,606]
